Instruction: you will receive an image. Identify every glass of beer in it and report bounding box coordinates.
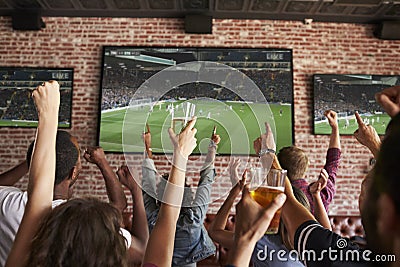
[249,168,287,234]
[171,101,196,133]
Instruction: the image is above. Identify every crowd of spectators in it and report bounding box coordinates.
[314,84,392,121]
[101,67,293,110]
[0,88,71,124]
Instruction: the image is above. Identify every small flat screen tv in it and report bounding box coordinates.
[98,47,294,155]
[0,67,73,128]
[313,74,400,135]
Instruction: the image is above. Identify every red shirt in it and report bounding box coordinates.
[291,147,341,214]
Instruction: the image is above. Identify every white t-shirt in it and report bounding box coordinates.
[0,186,132,266]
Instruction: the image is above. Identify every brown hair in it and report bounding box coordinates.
[277,146,309,181]
[27,198,128,267]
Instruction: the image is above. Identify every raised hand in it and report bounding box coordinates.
[353,112,381,157]
[142,123,152,147]
[231,169,246,198]
[142,123,153,159]
[263,122,276,152]
[116,165,136,189]
[228,158,241,187]
[168,117,197,159]
[253,137,262,155]
[324,110,338,130]
[211,126,221,145]
[310,169,328,194]
[32,80,60,118]
[375,86,400,118]
[253,122,276,155]
[83,146,107,166]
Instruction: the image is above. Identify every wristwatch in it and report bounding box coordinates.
[258,148,275,157]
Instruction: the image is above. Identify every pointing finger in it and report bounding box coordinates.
[355,112,364,126]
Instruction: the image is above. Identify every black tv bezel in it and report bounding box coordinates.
[97,45,295,155]
[0,66,74,129]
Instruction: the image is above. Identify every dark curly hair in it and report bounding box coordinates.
[26,130,79,185]
[27,198,128,267]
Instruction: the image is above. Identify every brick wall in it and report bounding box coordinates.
[1,17,399,216]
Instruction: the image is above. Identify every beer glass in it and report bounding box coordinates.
[171,101,196,133]
[249,168,286,234]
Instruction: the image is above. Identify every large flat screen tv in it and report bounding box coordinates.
[0,67,73,128]
[98,47,293,155]
[313,74,400,135]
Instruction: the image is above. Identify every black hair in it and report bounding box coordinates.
[374,112,400,214]
[26,130,79,185]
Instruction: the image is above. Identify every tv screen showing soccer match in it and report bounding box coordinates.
[0,67,73,128]
[98,47,294,155]
[313,74,400,135]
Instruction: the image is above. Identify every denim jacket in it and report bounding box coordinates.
[142,158,216,265]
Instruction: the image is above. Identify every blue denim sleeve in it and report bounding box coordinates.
[141,158,158,215]
[191,165,216,222]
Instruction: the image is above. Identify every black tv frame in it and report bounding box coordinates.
[97,46,294,155]
[0,67,74,128]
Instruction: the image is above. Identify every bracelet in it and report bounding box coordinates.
[258,148,275,157]
[209,140,217,148]
[172,164,186,172]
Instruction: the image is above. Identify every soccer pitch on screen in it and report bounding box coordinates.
[99,100,292,155]
[314,113,390,135]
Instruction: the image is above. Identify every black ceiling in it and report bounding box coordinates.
[0,0,400,24]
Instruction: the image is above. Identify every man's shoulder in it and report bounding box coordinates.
[0,186,27,218]
[0,186,26,201]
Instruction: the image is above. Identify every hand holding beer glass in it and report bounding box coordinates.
[171,102,196,133]
[249,168,287,234]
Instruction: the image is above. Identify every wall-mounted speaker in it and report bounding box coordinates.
[374,21,400,40]
[12,9,45,31]
[184,15,212,34]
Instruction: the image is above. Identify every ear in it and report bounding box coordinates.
[377,193,398,235]
[69,166,79,181]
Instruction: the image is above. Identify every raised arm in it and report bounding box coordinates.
[0,160,28,186]
[143,117,197,267]
[325,110,340,149]
[353,111,381,158]
[375,86,400,118]
[208,158,244,249]
[143,123,153,159]
[117,165,149,266]
[254,122,279,170]
[83,146,127,212]
[309,169,332,230]
[318,110,341,208]
[281,176,316,248]
[6,81,60,267]
[201,126,220,170]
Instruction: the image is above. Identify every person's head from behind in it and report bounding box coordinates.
[362,113,400,259]
[26,130,81,198]
[27,198,127,267]
[277,146,309,181]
